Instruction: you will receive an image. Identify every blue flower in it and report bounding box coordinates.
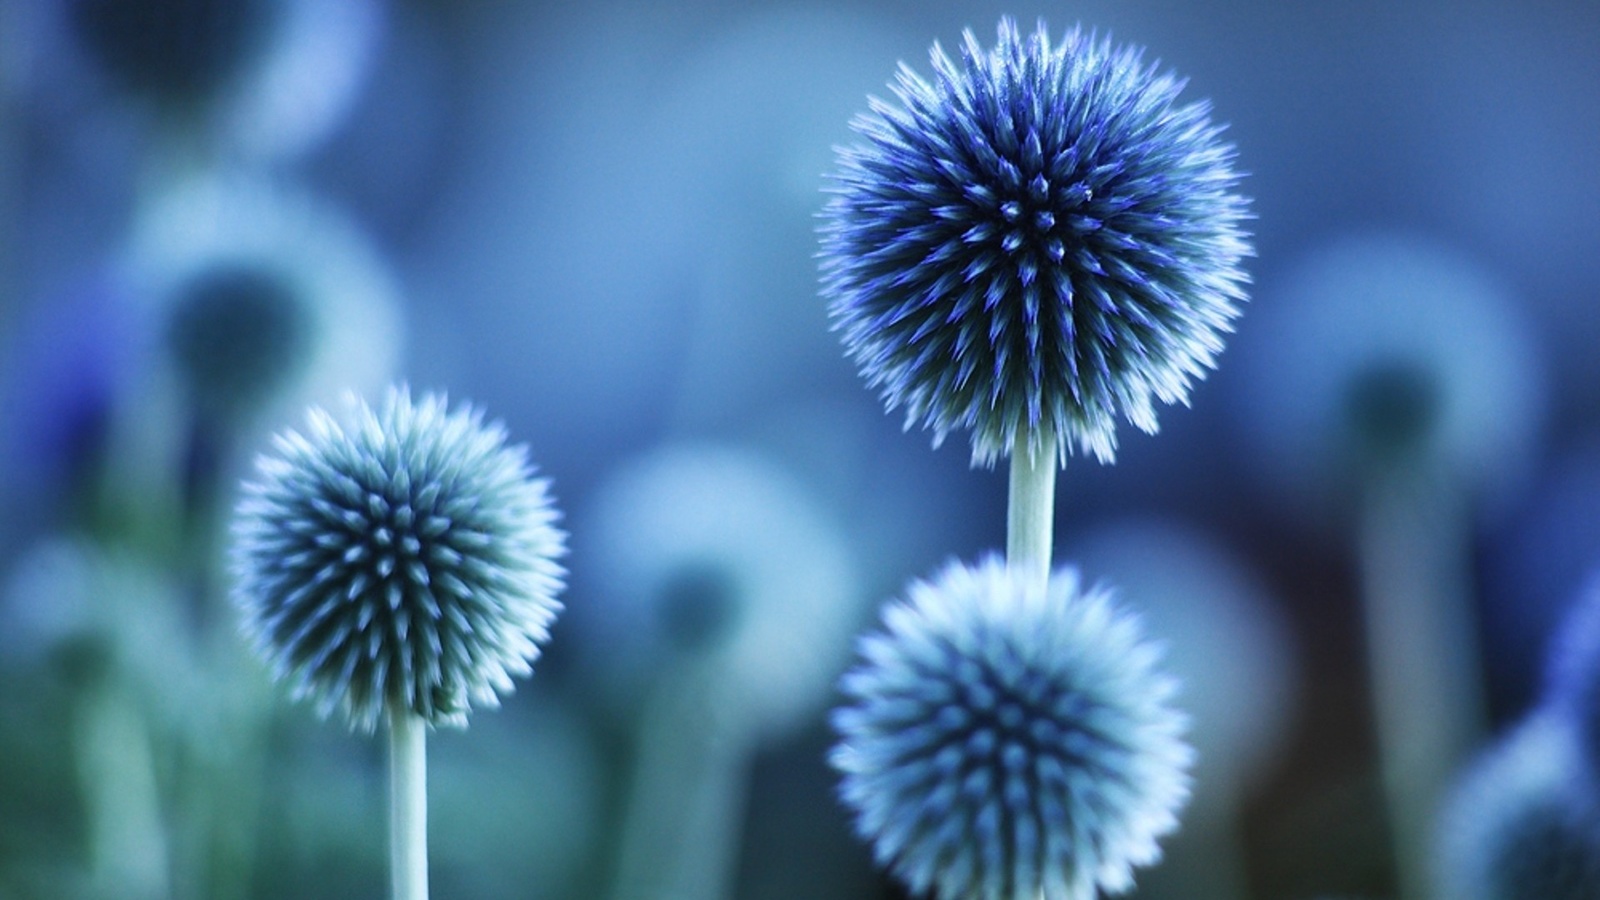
[1434,713,1600,900]
[163,260,313,421]
[67,0,278,110]
[831,556,1192,899]
[132,175,404,425]
[231,387,566,731]
[1068,517,1297,802]
[1229,232,1544,514]
[820,18,1251,465]
[59,0,384,160]
[576,442,862,739]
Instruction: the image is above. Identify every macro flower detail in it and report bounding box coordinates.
[831,556,1192,900]
[232,387,566,731]
[820,18,1251,465]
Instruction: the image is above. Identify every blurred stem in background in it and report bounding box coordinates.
[71,646,170,900]
[609,659,750,900]
[1357,467,1486,900]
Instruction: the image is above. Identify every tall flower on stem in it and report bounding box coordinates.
[231,386,566,900]
[1231,233,1544,900]
[821,19,1242,896]
[820,16,1250,578]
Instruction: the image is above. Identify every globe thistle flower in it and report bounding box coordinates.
[1434,713,1600,900]
[820,18,1251,465]
[163,261,313,422]
[1231,232,1544,516]
[49,0,383,160]
[129,174,403,426]
[65,0,279,113]
[832,556,1192,900]
[231,386,566,731]
[577,442,862,740]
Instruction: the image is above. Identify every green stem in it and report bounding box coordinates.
[1356,471,1485,900]
[1006,433,1058,590]
[610,661,749,900]
[77,683,170,899]
[389,712,428,900]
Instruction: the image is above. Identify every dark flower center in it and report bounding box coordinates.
[656,563,741,653]
[1344,358,1441,463]
[166,264,309,415]
[69,0,278,108]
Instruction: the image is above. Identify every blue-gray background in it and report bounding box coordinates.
[2,1,1598,897]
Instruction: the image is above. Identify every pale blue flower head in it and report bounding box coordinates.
[57,0,383,160]
[1232,232,1544,516]
[231,386,566,731]
[821,18,1251,466]
[1434,713,1600,900]
[131,175,404,426]
[831,556,1192,899]
[577,442,862,740]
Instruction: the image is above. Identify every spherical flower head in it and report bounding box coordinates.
[131,174,405,425]
[820,18,1251,466]
[577,442,862,740]
[231,386,566,731]
[67,0,279,111]
[1231,232,1545,519]
[1434,713,1600,900]
[831,556,1192,900]
[163,261,312,420]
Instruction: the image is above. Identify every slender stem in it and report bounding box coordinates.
[389,712,428,900]
[77,683,170,899]
[610,660,749,900]
[1356,471,1485,900]
[1006,433,1058,590]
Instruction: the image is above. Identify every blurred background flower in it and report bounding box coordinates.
[1432,712,1600,900]
[4,1,1600,898]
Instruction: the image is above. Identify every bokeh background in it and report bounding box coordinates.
[2,1,1599,898]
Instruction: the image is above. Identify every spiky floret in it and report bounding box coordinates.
[231,387,566,731]
[820,18,1251,465]
[831,556,1192,900]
